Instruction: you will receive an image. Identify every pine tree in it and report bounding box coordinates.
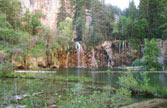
[57,0,67,25]
[139,0,150,19]
[128,0,138,20]
[159,0,167,39]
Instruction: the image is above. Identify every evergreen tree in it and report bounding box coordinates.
[128,0,138,20]
[72,0,90,41]
[159,0,167,39]
[0,0,22,29]
[139,0,163,38]
[57,0,68,24]
[139,0,150,19]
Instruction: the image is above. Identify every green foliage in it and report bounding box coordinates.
[0,0,22,29]
[118,70,167,97]
[106,69,111,74]
[72,0,89,41]
[22,10,42,35]
[57,83,131,108]
[110,88,131,108]
[83,0,116,46]
[159,0,167,39]
[143,39,162,71]
[0,61,14,75]
[0,0,61,69]
[118,16,148,40]
[119,70,138,89]
[126,0,138,20]
[56,17,73,48]
[57,0,68,23]
[132,59,144,66]
[139,0,166,39]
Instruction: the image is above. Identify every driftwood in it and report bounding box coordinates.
[14,70,56,74]
[121,98,167,108]
[91,71,167,74]
[14,91,44,101]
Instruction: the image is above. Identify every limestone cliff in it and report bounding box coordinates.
[19,0,69,32]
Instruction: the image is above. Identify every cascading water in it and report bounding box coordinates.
[118,43,121,66]
[91,48,98,68]
[75,42,84,68]
[121,41,125,66]
[158,40,165,71]
[65,52,70,68]
[107,59,110,67]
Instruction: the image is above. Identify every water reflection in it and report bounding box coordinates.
[56,68,167,89]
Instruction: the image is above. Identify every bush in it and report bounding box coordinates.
[143,39,162,71]
[0,61,14,75]
[143,61,162,71]
[132,59,144,66]
[57,83,132,108]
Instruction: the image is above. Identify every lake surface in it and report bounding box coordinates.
[0,68,167,107]
[56,68,167,88]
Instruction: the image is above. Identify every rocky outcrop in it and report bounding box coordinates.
[100,40,141,67]
[58,41,141,68]
[11,41,140,69]
[11,40,167,69]
[19,0,74,33]
[20,0,61,32]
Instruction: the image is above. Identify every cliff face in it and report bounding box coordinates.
[14,1,166,69]
[19,0,61,32]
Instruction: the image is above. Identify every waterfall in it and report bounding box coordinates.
[118,43,121,66]
[91,72,95,86]
[121,41,125,66]
[91,48,98,68]
[107,59,110,67]
[158,40,165,71]
[66,52,69,68]
[119,43,121,55]
[75,42,84,68]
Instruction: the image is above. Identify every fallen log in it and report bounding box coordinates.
[15,70,56,74]
[91,71,167,74]
[121,98,167,108]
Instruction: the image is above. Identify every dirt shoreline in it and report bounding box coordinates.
[121,98,167,108]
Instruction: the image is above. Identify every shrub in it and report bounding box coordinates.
[143,39,162,71]
[0,61,14,75]
[132,59,144,66]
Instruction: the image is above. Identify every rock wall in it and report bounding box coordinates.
[51,41,141,68]
[12,40,167,69]
[19,0,72,32]
[11,40,142,69]
[11,1,167,69]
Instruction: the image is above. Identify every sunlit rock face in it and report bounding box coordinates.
[19,0,61,32]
